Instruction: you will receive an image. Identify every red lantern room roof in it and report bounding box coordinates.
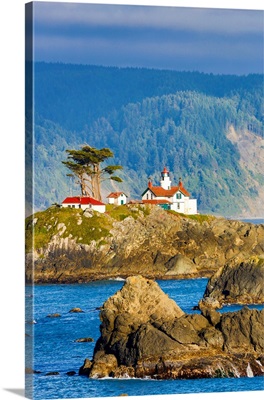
[162,167,169,174]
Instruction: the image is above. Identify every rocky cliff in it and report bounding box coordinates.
[79,276,264,380]
[25,204,264,283]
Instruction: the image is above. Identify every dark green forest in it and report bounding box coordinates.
[26,62,264,216]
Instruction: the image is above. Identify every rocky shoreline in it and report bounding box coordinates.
[25,205,264,284]
[79,276,264,380]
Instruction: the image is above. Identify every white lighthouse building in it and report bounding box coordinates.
[141,167,197,215]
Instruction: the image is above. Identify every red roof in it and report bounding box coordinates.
[148,185,190,198]
[62,196,105,206]
[142,199,172,205]
[107,192,127,199]
[162,167,169,174]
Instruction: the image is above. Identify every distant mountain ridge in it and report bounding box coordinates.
[28,62,263,132]
[26,62,264,217]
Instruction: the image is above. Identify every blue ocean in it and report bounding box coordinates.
[26,276,264,399]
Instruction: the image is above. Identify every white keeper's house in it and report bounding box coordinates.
[141,167,197,215]
[107,192,128,205]
[61,196,106,213]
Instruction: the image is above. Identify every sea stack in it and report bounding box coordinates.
[80,276,264,380]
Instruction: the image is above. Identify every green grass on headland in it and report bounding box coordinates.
[105,204,151,220]
[25,206,113,252]
[167,210,215,224]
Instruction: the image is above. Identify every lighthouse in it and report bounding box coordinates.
[141,167,198,215]
[160,167,171,190]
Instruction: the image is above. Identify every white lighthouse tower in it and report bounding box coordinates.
[160,167,171,190]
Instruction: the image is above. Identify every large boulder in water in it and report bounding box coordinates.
[200,257,264,308]
[80,276,264,380]
[93,275,184,367]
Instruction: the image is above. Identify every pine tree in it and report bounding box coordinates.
[62,145,122,201]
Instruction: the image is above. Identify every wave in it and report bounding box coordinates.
[93,375,153,381]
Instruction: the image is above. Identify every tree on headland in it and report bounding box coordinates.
[62,145,123,201]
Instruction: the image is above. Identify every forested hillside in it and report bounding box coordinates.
[26,62,264,217]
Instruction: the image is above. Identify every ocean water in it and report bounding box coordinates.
[241,219,264,225]
[26,278,264,399]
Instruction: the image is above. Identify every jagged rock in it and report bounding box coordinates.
[198,298,221,312]
[79,358,92,376]
[202,257,264,307]
[220,307,264,353]
[160,313,210,347]
[89,354,118,378]
[81,276,264,380]
[199,308,221,326]
[98,275,184,350]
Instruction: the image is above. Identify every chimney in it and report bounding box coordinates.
[179,177,183,188]
[148,178,152,188]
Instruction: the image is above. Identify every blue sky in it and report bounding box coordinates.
[29,1,263,74]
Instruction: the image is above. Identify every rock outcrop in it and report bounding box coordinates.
[25,205,264,283]
[79,276,264,380]
[200,257,264,308]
